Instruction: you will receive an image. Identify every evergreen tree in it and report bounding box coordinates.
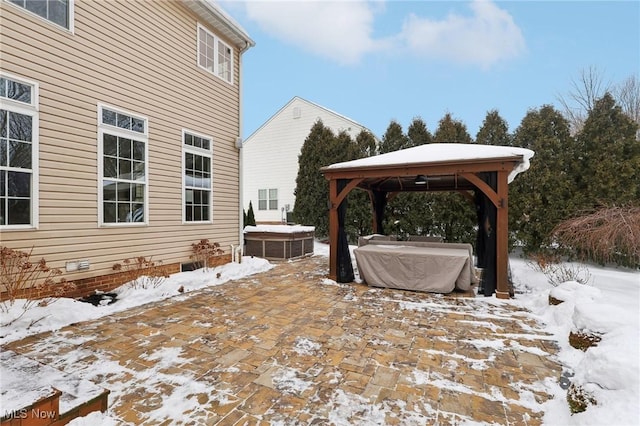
[346,130,378,240]
[328,130,367,243]
[330,131,356,167]
[474,111,512,255]
[427,114,476,243]
[293,122,360,238]
[398,118,433,238]
[476,110,511,146]
[379,120,410,153]
[433,113,473,143]
[407,117,432,146]
[246,201,256,226]
[509,105,576,253]
[378,121,413,238]
[293,120,336,237]
[575,93,640,209]
[354,129,378,158]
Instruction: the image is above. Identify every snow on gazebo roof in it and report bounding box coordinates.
[324,143,534,183]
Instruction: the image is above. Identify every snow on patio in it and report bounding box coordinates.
[0,242,638,425]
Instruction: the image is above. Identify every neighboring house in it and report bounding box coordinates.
[242,96,374,224]
[0,0,254,299]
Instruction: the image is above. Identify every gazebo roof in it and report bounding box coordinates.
[322,143,534,184]
[321,143,534,194]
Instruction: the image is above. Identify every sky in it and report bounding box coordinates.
[2,241,639,424]
[221,0,640,140]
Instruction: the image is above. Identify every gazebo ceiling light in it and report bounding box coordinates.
[415,175,445,185]
[415,175,427,185]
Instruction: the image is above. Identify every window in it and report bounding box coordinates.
[8,0,72,30]
[0,74,38,228]
[183,130,212,223]
[258,188,278,211]
[268,189,278,210]
[197,24,233,84]
[217,40,232,83]
[98,105,147,225]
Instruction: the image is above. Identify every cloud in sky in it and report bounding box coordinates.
[244,1,388,66]
[398,1,526,68]
[241,0,525,69]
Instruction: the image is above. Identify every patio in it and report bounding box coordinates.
[4,255,561,425]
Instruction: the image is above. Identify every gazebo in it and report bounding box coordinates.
[320,143,534,299]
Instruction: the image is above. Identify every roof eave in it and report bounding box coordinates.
[321,155,525,175]
[244,96,377,144]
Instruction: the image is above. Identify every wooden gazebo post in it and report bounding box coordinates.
[328,179,339,281]
[327,177,363,281]
[495,170,510,299]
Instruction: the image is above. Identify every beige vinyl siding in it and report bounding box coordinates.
[0,0,243,281]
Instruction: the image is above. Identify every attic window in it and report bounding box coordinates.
[198,24,234,85]
[293,107,301,119]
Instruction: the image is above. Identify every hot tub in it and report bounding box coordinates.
[244,225,315,260]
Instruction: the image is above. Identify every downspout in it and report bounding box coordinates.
[237,41,249,257]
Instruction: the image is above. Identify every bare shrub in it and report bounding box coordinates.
[527,251,562,273]
[1,246,76,327]
[545,263,592,287]
[190,239,224,272]
[112,256,169,289]
[527,252,592,287]
[553,206,640,268]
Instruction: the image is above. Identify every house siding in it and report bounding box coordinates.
[242,97,371,224]
[0,0,245,297]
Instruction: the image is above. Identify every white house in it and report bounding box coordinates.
[242,96,374,224]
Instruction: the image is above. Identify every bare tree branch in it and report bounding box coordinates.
[557,66,611,134]
[614,75,640,137]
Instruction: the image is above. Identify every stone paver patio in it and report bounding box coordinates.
[4,256,561,425]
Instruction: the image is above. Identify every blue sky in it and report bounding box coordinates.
[222,1,639,140]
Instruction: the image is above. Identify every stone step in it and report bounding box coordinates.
[1,350,109,426]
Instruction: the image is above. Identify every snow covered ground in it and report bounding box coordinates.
[1,242,638,425]
[509,257,639,425]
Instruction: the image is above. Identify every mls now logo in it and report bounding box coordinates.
[3,408,56,419]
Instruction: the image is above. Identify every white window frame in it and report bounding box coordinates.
[97,103,148,227]
[268,188,278,210]
[258,188,278,211]
[258,189,267,211]
[4,0,75,33]
[182,129,213,224]
[0,72,39,230]
[197,23,234,85]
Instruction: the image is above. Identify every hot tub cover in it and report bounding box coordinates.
[244,225,315,233]
[354,244,472,293]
